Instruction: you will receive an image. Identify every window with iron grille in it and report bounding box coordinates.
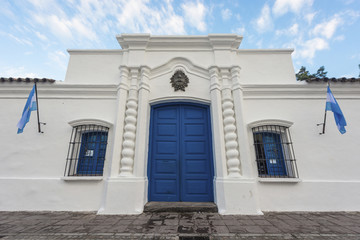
[65,124,109,176]
[252,125,298,178]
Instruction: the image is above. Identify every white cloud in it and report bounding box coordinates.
[2,66,39,78]
[254,4,273,33]
[289,23,299,35]
[297,37,329,60]
[48,50,68,70]
[33,14,72,41]
[0,31,33,46]
[276,23,299,36]
[35,32,48,41]
[273,0,313,16]
[334,35,345,41]
[28,0,188,45]
[28,0,57,11]
[311,15,343,39]
[304,12,316,24]
[232,27,246,35]
[181,1,207,32]
[0,1,16,20]
[221,8,232,21]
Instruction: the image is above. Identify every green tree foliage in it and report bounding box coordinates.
[296,66,312,81]
[314,66,327,78]
[296,66,328,81]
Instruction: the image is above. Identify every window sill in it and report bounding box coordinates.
[61,176,103,181]
[258,178,301,183]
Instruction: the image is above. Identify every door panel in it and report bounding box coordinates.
[150,106,180,201]
[149,103,213,202]
[181,105,213,202]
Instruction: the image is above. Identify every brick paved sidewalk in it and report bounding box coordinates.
[0,211,360,239]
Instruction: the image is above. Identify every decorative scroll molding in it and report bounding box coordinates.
[221,69,241,177]
[209,66,221,92]
[230,66,242,91]
[140,66,151,92]
[120,68,139,176]
[118,66,130,92]
[170,69,189,91]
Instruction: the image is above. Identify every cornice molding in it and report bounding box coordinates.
[67,49,124,55]
[68,119,113,128]
[241,83,360,99]
[0,83,118,99]
[248,119,294,129]
[116,34,243,51]
[237,49,294,54]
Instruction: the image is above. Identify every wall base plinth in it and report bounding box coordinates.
[215,177,262,215]
[98,177,147,215]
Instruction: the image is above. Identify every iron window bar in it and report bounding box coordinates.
[252,125,299,178]
[64,124,109,177]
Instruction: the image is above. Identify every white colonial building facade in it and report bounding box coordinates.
[1,34,360,214]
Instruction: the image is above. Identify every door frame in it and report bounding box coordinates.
[147,102,215,202]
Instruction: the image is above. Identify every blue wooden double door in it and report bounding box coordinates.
[148,103,214,202]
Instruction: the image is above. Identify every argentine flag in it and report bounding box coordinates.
[326,86,347,134]
[17,85,37,134]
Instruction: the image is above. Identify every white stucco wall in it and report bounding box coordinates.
[65,51,123,84]
[242,83,360,211]
[0,83,117,211]
[1,34,360,214]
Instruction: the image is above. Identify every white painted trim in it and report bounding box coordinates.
[258,178,301,183]
[149,96,211,105]
[117,34,243,51]
[150,57,210,81]
[237,49,294,54]
[0,84,118,99]
[67,49,124,55]
[215,177,256,183]
[68,119,113,128]
[248,119,294,128]
[61,176,103,181]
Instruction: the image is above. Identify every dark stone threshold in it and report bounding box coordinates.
[144,202,218,213]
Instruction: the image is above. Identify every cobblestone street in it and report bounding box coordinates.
[0,211,360,239]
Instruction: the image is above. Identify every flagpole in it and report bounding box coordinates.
[318,81,329,135]
[321,105,327,135]
[34,81,43,133]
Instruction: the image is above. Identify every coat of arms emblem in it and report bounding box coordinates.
[170,70,189,91]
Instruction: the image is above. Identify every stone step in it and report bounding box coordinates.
[143,202,218,213]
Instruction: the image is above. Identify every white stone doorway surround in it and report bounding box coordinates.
[98,57,262,215]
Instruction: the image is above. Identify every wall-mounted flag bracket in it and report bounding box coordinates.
[317,82,347,135]
[17,81,46,134]
[34,81,46,133]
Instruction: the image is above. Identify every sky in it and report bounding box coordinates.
[0,0,359,81]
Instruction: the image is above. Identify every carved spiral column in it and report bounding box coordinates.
[209,66,227,178]
[133,66,151,177]
[231,66,254,178]
[120,68,139,176]
[110,66,129,177]
[221,69,241,177]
